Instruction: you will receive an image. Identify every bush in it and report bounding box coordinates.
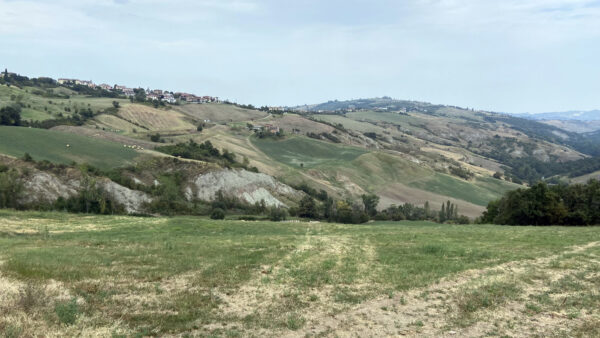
[54,298,79,325]
[210,208,225,220]
[269,206,287,221]
[150,133,162,142]
[0,169,23,209]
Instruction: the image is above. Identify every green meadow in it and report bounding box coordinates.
[0,126,139,169]
[1,210,599,336]
[251,136,367,168]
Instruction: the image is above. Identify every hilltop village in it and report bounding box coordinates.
[56,77,220,105]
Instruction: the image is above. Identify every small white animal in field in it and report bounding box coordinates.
[66,144,70,148]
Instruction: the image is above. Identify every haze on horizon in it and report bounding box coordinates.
[1,0,599,114]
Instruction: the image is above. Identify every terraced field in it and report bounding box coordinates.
[1,211,599,337]
[0,126,139,169]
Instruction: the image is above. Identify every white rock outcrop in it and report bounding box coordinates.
[98,180,153,214]
[187,169,299,207]
[22,172,79,204]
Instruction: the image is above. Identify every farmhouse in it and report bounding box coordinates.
[58,78,76,85]
[264,124,280,133]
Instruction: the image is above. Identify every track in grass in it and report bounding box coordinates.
[0,211,599,336]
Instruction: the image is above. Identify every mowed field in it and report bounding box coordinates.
[175,103,268,123]
[0,126,139,169]
[116,104,196,132]
[0,210,599,337]
[252,136,367,169]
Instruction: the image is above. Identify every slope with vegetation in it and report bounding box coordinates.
[2,72,600,222]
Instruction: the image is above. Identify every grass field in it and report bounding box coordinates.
[175,103,268,123]
[0,210,599,337]
[0,84,129,122]
[0,126,139,169]
[251,136,367,168]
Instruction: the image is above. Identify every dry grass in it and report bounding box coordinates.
[1,211,599,337]
[118,104,196,132]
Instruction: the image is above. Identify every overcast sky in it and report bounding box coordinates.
[1,0,599,113]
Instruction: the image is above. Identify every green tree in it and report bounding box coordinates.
[361,194,380,218]
[269,206,287,221]
[210,208,225,220]
[0,106,22,126]
[424,201,431,219]
[298,195,317,218]
[0,169,23,208]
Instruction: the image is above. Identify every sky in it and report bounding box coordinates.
[1,0,599,114]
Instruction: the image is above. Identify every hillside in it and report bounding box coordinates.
[514,110,600,121]
[0,126,139,169]
[2,76,599,219]
[513,110,600,133]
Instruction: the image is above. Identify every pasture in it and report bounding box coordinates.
[0,85,128,122]
[251,136,367,169]
[0,210,599,337]
[0,126,139,169]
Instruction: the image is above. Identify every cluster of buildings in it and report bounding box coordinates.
[176,92,220,104]
[252,123,280,134]
[57,78,218,104]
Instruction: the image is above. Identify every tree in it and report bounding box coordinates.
[0,169,23,209]
[150,133,162,142]
[133,88,146,102]
[269,206,287,221]
[210,208,225,220]
[298,195,317,218]
[0,106,22,126]
[112,101,120,109]
[493,172,503,180]
[361,194,380,218]
[439,203,446,222]
[424,201,431,219]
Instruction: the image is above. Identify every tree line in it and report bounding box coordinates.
[479,180,600,226]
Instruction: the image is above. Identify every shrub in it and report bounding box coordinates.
[54,298,79,325]
[150,133,162,142]
[210,208,225,220]
[269,206,287,221]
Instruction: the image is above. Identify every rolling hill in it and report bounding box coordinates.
[2,76,599,219]
[0,126,139,169]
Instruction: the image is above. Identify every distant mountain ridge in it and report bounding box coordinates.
[514,110,600,121]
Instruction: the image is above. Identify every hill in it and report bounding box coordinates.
[514,110,600,121]
[0,126,139,169]
[3,74,600,220]
[512,110,600,133]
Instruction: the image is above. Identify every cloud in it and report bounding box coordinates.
[1,0,599,112]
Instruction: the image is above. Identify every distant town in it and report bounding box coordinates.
[56,78,220,104]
